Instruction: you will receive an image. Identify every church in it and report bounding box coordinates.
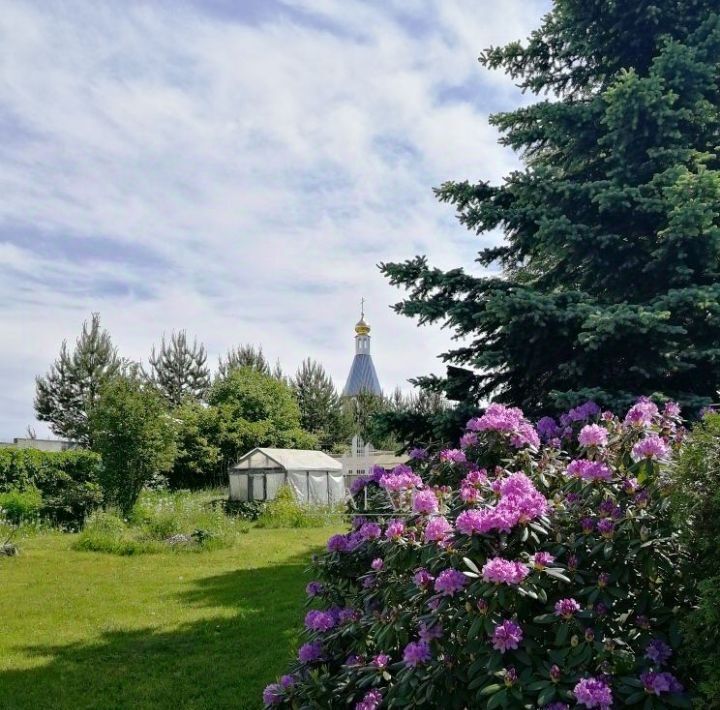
[342,302,382,397]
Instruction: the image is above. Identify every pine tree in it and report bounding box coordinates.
[381,1,720,417]
[217,344,271,380]
[292,358,350,451]
[34,313,121,445]
[148,331,210,406]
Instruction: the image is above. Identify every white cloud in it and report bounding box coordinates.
[0,0,547,439]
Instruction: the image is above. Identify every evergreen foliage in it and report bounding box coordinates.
[217,344,271,380]
[147,331,210,406]
[34,313,121,446]
[292,358,351,452]
[381,1,720,417]
[90,375,177,515]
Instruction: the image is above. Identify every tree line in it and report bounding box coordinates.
[33,314,445,504]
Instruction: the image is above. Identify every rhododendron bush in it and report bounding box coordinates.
[264,400,692,709]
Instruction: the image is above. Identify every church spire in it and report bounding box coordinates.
[343,300,381,396]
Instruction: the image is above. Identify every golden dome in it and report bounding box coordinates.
[355,316,370,335]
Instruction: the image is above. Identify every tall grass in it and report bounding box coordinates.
[74,489,250,555]
[255,485,345,529]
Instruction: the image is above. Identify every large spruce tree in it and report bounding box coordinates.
[148,331,211,406]
[35,313,121,445]
[382,1,720,416]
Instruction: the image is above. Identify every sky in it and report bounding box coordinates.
[0,0,548,440]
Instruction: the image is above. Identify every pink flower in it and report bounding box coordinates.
[371,558,384,571]
[413,568,434,587]
[412,489,439,515]
[482,557,529,585]
[631,435,670,462]
[403,640,431,667]
[424,515,453,542]
[434,569,467,596]
[532,552,555,569]
[459,432,478,449]
[566,459,612,482]
[511,422,540,449]
[578,424,608,447]
[384,520,406,539]
[359,522,381,540]
[573,677,613,709]
[355,689,383,710]
[624,399,659,426]
[379,466,423,492]
[492,619,523,652]
[554,598,581,619]
[440,448,466,464]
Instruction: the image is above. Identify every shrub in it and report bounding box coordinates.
[0,487,42,524]
[256,486,343,529]
[0,448,103,527]
[671,412,720,707]
[224,499,268,521]
[90,376,177,515]
[265,400,691,709]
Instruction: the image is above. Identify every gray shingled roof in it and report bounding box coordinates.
[342,353,381,396]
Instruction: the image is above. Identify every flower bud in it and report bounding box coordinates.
[570,635,579,647]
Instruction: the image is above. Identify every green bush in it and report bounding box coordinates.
[0,487,42,524]
[0,449,103,528]
[256,486,343,529]
[672,412,720,706]
[224,499,267,521]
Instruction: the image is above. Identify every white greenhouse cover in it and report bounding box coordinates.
[228,448,345,504]
[230,448,342,472]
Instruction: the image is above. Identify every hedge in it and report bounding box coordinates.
[0,448,103,527]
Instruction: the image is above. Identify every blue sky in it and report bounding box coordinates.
[0,0,547,439]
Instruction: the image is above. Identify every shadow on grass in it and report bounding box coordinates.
[0,558,317,710]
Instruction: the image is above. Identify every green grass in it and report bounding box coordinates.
[0,526,340,710]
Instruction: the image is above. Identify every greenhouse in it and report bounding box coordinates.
[228,447,345,505]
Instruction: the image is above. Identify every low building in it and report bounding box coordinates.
[0,438,79,452]
[228,448,345,505]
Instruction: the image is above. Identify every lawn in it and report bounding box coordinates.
[0,527,337,710]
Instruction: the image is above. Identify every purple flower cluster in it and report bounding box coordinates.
[403,640,431,667]
[459,431,478,449]
[554,598,581,619]
[305,581,324,597]
[349,476,371,495]
[439,448,467,464]
[372,653,390,669]
[262,675,295,706]
[645,639,672,665]
[456,472,547,535]
[459,468,488,503]
[640,671,683,696]
[573,677,612,709]
[379,464,423,492]
[537,415,561,441]
[467,404,540,449]
[434,568,467,597]
[418,621,443,642]
[625,398,659,426]
[371,557,384,571]
[423,515,452,543]
[532,552,555,569]
[413,568,434,588]
[305,609,336,633]
[566,459,612,482]
[482,557,529,585]
[359,522,381,540]
[298,641,324,664]
[408,447,428,460]
[631,434,669,462]
[384,519,406,539]
[578,424,608,447]
[355,689,383,710]
[563,401,601,424]
[412,489,439,515]
[492,619,523,652]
